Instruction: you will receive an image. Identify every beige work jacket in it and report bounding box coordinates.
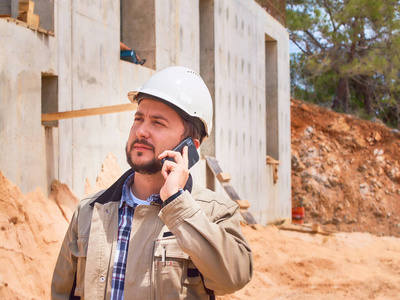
[51,170,253,299]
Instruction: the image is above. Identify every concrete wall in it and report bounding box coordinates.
[0,16,57,195]
[0,0,290,223]
[0,1,155,197]
[155,0,200,71]
[210,0,291,224]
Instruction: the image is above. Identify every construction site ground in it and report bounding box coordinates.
[1,99,400,299]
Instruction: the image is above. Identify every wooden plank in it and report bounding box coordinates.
[204,156,223,175]
[204,155,257,226]
[4,17,55,36]
[241,210,257,225]
[41,103,138,122]
[221,183,241,201]
[278,223,335,235]
[236,200,250,209]
[216,172,231,182]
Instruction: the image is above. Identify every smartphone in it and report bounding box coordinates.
[161,137,199,169]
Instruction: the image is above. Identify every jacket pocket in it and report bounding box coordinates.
[68,237,88,297]
[153,238,201,299]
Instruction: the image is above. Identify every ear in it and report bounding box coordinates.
[193,139,200,149]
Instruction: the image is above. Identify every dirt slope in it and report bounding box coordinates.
[0,172,78,299]
[0,153,121,299]
[290,99,400,237]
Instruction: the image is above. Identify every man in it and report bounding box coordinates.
[51,66,253,299]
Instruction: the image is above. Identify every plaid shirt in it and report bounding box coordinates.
[110,173,161,300]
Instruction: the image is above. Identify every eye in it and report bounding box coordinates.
[134,116,143,123]
[154,120,165,126]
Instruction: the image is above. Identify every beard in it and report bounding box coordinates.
[126,139,162,175]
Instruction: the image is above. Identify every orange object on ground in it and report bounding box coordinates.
[292,206,305,224]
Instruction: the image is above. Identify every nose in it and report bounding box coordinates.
[135,121,150,139]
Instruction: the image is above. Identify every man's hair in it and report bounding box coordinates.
[181,118,202,142]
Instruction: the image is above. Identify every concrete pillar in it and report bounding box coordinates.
[265,35,279,160]
[199,0,216,191]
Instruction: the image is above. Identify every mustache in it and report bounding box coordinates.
[129,139,155,152]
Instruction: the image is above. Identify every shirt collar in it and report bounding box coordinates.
[90,169,193,207]
[121,172,194,208]
[120,172,161,208]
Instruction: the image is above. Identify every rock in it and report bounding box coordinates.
[373,209,384,218]
[374,132,382,142]
[307,146,318,157]
[328,176,340,187]
[345,219,357,224]
[358,165,367,172]
[386,167,400,183]
[314,173,328,184]
[332,164,341,175]
[327,157,336,166]
[359,182,370,194]
[391,129,399,134]
[304,126,314,138]
[370,117,384,125]
[374,149,384,156]
[291,152,306,172]
[305,181,316,193]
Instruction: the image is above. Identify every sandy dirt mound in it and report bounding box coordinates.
[290,99,400,237]
[0,171,78,299]
[219,225,400,299]
[84,152,122,197]
[0,152,121,299]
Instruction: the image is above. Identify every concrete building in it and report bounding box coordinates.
[0,0,290,225]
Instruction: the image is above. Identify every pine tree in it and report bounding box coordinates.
[287,0,400,128]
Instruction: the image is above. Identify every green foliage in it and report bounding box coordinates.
[287,0,400,128]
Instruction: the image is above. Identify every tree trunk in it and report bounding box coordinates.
[364,88,373,116]
[397,100,400,130]
[363,76,373,116]
[332,77,349,112]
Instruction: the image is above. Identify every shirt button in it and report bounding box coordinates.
[75,287,79,292]
[100,276,105,282]
[105,209,110,214]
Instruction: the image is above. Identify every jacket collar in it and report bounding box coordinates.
[89,169,193,206]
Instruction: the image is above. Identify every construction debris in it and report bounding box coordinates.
[277,223,336,235]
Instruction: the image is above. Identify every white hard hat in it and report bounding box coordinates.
[127,66,213,141]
